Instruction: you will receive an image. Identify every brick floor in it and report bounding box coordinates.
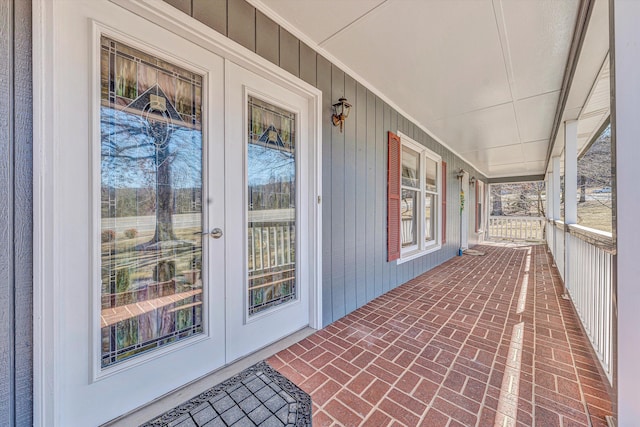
[267,243,613,426]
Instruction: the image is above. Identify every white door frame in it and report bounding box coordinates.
[32,1,322,425]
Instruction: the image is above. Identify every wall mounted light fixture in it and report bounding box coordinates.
[470,176,476,185]
[332,97,352,133]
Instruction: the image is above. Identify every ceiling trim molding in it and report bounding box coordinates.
[544,0,596,171]
[488,174,546,184]
[246,0,490,177]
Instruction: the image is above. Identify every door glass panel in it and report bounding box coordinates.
[247,96,296,316]
[100,36,204,367]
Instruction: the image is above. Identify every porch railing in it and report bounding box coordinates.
[550,220,565,282]
[564,224,614,382]
[546,220,614,383]
[488,216,546,241]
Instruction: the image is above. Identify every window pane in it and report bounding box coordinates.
[247,96,297,316]
[402,147,420,188]
[100,36,204,368]
[425,157,437,192]
[401,189,418,247]
[425,193,436,242]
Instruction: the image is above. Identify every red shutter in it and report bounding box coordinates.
[442,161,447,244]
[387,132,401,261]
[475,180,479,233]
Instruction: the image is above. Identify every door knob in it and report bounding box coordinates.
[209,228,223,239]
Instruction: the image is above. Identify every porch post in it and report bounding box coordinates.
[611,0,640,423]
[546,172,553,221]
[564,120,578,225]
[563,121,577,298]
[552,156,561,220]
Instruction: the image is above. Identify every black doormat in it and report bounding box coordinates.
[141,361,312,427]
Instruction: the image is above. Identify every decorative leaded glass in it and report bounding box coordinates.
[247,96,296,316]
[100,36,204,367]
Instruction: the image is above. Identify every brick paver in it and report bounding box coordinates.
[268,243,613,426]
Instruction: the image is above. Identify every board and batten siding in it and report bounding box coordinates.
[162,0,487,327]
[0,0,33,425]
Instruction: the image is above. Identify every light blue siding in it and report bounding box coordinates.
[164,0,488,327]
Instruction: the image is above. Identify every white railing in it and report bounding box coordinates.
[488,216,546,241]
[248,223,295,273]
[564,224,614,382]
[546,219,555,258]
[554,221,565,282]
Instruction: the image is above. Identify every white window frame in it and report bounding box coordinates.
[398,132,442,263]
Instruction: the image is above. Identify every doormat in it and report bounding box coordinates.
[140,361,312,427]
[463,249,485,256]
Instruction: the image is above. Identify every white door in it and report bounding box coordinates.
[42,2,316,425]
[461,172,470,250]
[225,62,311,361]
[49,3,226,425]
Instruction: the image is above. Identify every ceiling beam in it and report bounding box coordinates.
[487,175,545,184]
[544,0,596,171]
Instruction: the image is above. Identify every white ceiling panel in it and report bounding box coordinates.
[437,103,520,153]
[514,91,560,143]
[578,115,606,138]
[522,140,549,162]
[581,59,610,117]
[256,0,386,44]
[525,161,547,172]
[486,163,532,177]
[463,144,525,166]
[255,0,592,178]
[497,0,579,100]
[321,0,512,119]
[564,0,609,113]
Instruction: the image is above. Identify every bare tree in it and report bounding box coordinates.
[101,103,201,250]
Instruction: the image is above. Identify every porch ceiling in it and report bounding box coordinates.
[249,0,609,179]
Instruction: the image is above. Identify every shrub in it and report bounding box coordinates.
[124,228,138,239]
[115,268,131,293]
[101,229,115,243]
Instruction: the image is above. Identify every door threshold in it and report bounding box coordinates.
[101,327,316,427]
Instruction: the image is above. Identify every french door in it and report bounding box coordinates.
[225,62,311,362]
[42,2,315,425]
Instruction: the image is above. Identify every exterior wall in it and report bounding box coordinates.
[162,0,486,326]
[0,0,33,425]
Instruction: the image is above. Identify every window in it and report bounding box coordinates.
[401,146,420,250]
[393,133,442,262]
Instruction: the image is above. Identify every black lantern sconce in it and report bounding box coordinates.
[332,97,352,133]
[469,176,476,185]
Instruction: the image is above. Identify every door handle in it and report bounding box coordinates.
[207,228,223,239]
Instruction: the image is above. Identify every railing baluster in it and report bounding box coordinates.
[560,225,613,383]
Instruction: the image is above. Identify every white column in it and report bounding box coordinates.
[563,121,577,298]
[552,156,561,220]
[564,120,578,225]
[546,172,553,220]
[612,1,640,424]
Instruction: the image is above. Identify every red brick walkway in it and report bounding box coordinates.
[267,244,613,426]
